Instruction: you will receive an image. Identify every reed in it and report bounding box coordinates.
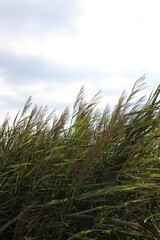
[0,76,160,239]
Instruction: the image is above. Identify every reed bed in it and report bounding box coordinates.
[0,76,160,239]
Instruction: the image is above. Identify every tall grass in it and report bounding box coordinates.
[0,76,160,239]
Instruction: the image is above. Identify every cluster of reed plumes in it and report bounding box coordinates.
[0,76,160,240]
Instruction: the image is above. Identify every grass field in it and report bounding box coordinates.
[0,76,160,239]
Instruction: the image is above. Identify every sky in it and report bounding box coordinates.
[0,0,160,123]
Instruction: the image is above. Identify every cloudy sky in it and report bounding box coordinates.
[0,0,160,122]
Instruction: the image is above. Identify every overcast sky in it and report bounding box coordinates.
[0,0,160,122]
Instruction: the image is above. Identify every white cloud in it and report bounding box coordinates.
[0,74,15,97]
[1,0,159,77]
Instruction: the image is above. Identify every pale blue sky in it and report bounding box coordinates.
[0,0,159,122]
